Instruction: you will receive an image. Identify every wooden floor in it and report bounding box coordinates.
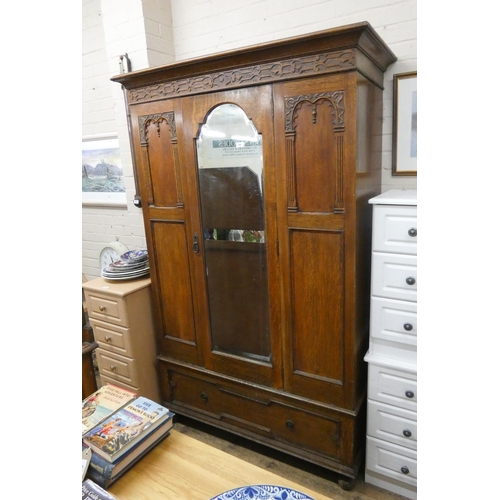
[108,415,406,500]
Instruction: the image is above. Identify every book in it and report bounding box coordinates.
[84,414,174,488]
[83,396,170,463]
[82,447,92,480]
[82,478,119,500]
[82,383,137,435]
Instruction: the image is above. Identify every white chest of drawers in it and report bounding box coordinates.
[82,277,160,402]
[364,189,417,500]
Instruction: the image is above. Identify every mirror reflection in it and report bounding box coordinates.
[196,104,271,360]
[197,104,265,243]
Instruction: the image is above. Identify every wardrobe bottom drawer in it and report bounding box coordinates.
[161,366,361,467]
[366,436,417,487]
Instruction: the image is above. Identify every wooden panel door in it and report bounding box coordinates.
[179,86,283,388]
[274,74,359,409]
[129,99,202,366]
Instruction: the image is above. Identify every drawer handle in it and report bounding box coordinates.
[99,305,106,312]
[403,323,413,331]
[110,365,117,372]
[401,466,410,475]
[403,429,412,438]
[406,276,416,286]
[200,392,209,403]
[286,420,295,430]
[405,390,415,399]
[104,336,112,342]
[408,228,417,237]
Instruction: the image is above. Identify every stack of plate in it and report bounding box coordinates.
[101,250,150,281]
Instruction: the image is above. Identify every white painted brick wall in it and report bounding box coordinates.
[143,0,176,67]
[83,0,416,279]
[82,0,175,280]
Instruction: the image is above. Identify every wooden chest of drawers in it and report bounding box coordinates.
[364,190,417,499]
[82,277,160,402]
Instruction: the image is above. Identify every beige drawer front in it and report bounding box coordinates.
[371,253,417,303]
[368,363,417,411]
[366,436,417,486]
[87,293,129,327]
[99,374,138,394]
[367,400,417,450]
[95,348,139,387]
[90,319,132,357]
[372,205,417,256]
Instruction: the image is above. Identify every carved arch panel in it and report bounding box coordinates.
[138,112,183,208]
[284,91,345,213]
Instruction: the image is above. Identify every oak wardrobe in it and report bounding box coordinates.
[112,22,396,488]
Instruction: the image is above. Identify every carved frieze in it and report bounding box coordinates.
[129,50,355,103]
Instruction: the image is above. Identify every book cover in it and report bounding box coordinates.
[83,397,170,463]
[82,478,119,500]
[82,384,137,435]
[86,411,174,481]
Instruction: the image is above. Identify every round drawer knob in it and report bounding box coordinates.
[405,390,415,399]
[200,393,209,403]
[104,336,112,342]
[286,420,295,430]
[403,429,412,437]
[406,277,416,286]
[401,466,410,475]
[110,365,117,372]
[403,323,413,331]
[408,228,417,237]
[99,305,106,312]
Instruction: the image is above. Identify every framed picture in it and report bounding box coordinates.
[82,134,127,206]
[392,72,417,176]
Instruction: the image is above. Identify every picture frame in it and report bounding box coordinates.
[392,71,417,176]
[82,134,127,207]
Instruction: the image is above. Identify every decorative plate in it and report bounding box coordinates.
[101,266,150,280]
[210,485,315,500]
[121,249,148,261]
[107,260,148,270]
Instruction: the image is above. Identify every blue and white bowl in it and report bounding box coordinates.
[210,485,315,500]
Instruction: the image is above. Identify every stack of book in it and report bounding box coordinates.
[82,384,174,489]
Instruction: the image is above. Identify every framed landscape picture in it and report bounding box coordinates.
[392,72,417,176]
[82,135,127,206]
